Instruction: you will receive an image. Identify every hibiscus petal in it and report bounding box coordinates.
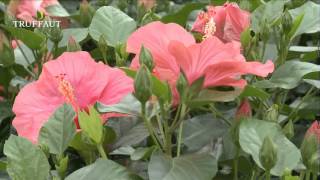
[12,82,63,143]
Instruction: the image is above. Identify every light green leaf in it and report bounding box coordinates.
[1,25,45,49]
[38,104,76,155]
[131,146,156,161]
[289,46,319,53]
[66,159,140,180]
[182,114,229,151]
[161,3,205,26]
[3,135,50,180]
[97,94,141,116]
[78,106,103,144]
[14,43,35,68]
[110,146,135,156]
[303,79,320,89]
[58,28,88,47]
[46,4,70,17]
[89,6,136,47]
[148,151,217,180]
[289,1,320,35]
[239,119,301,176]
[254,61,320,89]
[251,0,288,32]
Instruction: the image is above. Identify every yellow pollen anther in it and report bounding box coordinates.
[203,18,216,40]
[56,74,77,110]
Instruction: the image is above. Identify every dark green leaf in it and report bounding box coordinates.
[148,151,217,180]
[161,3,205,26]
[1,25,45,49]
[0,101,12,123]
[239,85,270,100]
[182,114,229,151]
[131,146,156,161]
[66,158,140,180]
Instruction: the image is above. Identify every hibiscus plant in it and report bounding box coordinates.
[0,0,319,180]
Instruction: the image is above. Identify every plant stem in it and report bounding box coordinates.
[305,170,310,180]
[266,170,271,180]
[176,121,184,157]
[233,149,239,180]
[97,143,107,159]
[289,87,315,123]
[141,103,162,149]
[299,170,305,180]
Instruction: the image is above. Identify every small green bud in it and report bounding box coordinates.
[38,144,50,158]
[48,24,62,43]
[56,155,69,179]
[141,11,161,26]
[67,36,81,52]
[134,65,152,104]
[265,104,279,122]
[282,9,293,34]
[240,27,251,48]
[139,46,154,71]
[176,72,188,102]
[36,10,45,21]
[283,120,294,139]
[301,134,318,169]
[309,153,319,174]
[259,136,278,170]
[80,0,95,27]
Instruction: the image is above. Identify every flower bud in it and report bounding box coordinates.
[48,23,63,44]
[176,72,188,102]
[283,120,294,139]
[265,104,279,122]
[309,153,319,174]
[134,65,152,104]
[67,36,81,52]
[139,46,154,71]
[80,0,95,27]
[56,155,69,179]
[235,99,252,120]
[282,9,293,34]
[301,121,320,169]
[259,136,278,171]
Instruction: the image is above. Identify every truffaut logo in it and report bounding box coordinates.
[12,20,61,28]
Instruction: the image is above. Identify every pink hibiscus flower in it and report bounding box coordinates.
[12,51,133,143]
[192,2,250,42]
[127,21,274,102]
[306,121,320,143]
[8,0,58,22]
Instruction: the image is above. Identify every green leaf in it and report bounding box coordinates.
[97,94,141,116]
[254,61,320,89]
[38,104,76,155]
[66,158,140,180]
[148,151,217,180]
[287,13,304,39]
[110,146,135,156]
[3,135,50,180]
[189,88,243,106]
[0,160,6,171]
[182,114,229,151]
[0,101,13,123]
[45,4,70,17]
[1,25,45,49]
[78,106,103,144]
[121,67,170,102]
[239,119,301,176]
[289,46,319,53]
[69,132,97,164]
[58,28,88,47]
[251,0,287,32]
[131,146,156,161]
[161,3,205,26]
[303,79,320,89]
[289,1,320,35]
[13,43,35,68]
[239,85,270,100]
[113,123,149,149]
[89,6,136,47]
